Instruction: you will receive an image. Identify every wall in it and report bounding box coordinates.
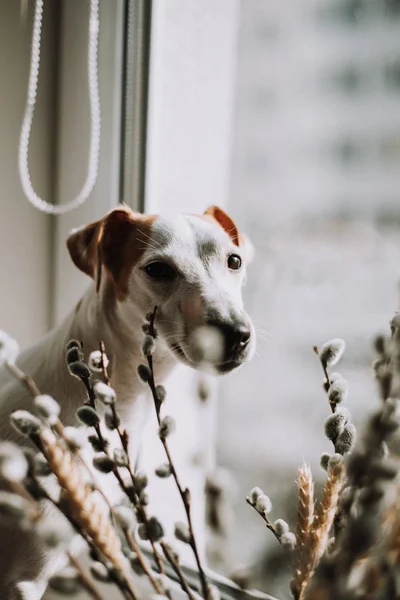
[0,0,54,348]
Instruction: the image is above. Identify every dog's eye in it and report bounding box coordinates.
[227,254,242,271]
[144,261,176,281]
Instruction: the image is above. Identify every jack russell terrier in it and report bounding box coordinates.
[0,204,255,599]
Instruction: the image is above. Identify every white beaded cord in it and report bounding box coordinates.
[18,0,101,215]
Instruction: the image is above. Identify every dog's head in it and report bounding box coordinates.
[67,206,255,373]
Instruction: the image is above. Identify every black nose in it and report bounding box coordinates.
[207,319,251,360]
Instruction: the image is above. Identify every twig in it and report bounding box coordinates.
[98,340,171,597]
[245,497,281,544]
[146,307,210,600]
[124,528,164,595]
[5,360,41,396]
[68,552,106,600]
[161,541,197,600]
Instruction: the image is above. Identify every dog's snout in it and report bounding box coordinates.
[207,319,251,361]
[237,324,251,347]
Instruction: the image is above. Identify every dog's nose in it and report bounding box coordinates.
[207,319,251,360]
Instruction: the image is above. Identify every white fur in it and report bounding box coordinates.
[0,209,254,598]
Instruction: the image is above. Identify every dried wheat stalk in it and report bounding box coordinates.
[40,428,139,599]
[292,460,344,600]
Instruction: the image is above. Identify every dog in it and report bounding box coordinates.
[0,204,255,599]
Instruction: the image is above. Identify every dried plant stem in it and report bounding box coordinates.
[146,307,210,600]
[5,360,41,396]
[296,464,315,555]
[68,552,105,600]
[292,461,344,600]
[40,428,140,600]
[245,497,281,544]
[161,541,197,600]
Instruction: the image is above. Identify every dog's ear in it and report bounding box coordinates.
[66,219,101,280]
[204,205,239,246]
[204,205,254,263]
[67,207,155,299]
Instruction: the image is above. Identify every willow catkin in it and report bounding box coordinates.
[40,429,125,572]
[292,460,344,600]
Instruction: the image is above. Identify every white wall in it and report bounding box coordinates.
[0,0,55,348]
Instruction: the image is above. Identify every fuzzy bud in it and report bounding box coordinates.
[113,449,128,467]
[76,406,99,427]
[174,521,191,544]
[155,385,167,403]
[281,531,296,551]
[66,339,82,352]
[67,361,92,380]
[88,434,108,453]
[137,364,151,383]
[49,567,80,594]
[318,338,346,368]
[93,381,116,405]
[274,519,289,536]
[249,487,264,504]
[63,426,85,451]
[324,412,346,443]
[130,553,145,575]
[146,516,164,542]
[159,416,176,439]
[90,562,110,582]
[328,379,348,405]
[189,325,224,364]
[34,453,52,477]
[33,395,60,424]
[139,490,149,506]
[328,453,344,472]
[93,454,115,474]
[10,410,41,437]
[114,505,135,530]
[0,443,28,482]
[142,335,156,357]
[88,350,109,373]
[135,471,148,493]
[66,346,82,365]
[335,424,356,455]
[320,452,331,472]
[256,494,272,514]
[0,330,19,364]
[0,492,27,520]
[155,463,172,478]
[105,408,119,431]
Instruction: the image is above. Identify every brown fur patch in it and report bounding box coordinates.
[203,205,240,246]
[67,207,157,300]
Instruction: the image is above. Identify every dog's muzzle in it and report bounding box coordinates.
[206,318,252,373]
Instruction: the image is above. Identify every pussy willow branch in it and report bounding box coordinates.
[98,341,171,598]
[5,360,41,396]
[160,541,197,600]
[245,497,281,544]
[146,307,210,600]
[312,347,334,413]
[68,552,105,600]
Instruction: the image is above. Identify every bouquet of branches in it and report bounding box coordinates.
[1,307,400,600]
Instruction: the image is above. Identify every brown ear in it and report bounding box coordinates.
[66,219,101,280]
[204,205,240,246]
[67,207,155,299]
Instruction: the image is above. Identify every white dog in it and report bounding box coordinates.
[0,204,255,599]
